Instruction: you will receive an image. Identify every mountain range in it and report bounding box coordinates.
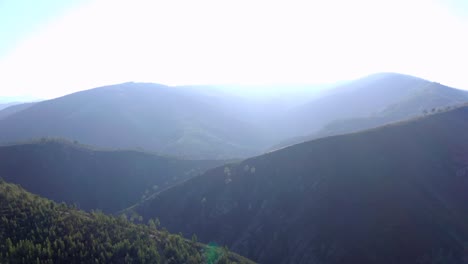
[2,72,468,263]
[1,73,467,159]
[273,75,468,150]
[129,104,468,264]
[0,83,271,159]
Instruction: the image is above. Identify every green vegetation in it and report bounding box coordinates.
[2,73,468,264]
[0,180,253,264]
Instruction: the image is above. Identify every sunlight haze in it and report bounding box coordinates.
[1,0,467,98]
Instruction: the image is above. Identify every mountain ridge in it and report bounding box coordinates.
[0,82,267,159]
[129,104,468,264]
[0,138,228,213]
[2,73,468,159]
[272,74,468,150]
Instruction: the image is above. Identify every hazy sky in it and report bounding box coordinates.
[0,0,467,98]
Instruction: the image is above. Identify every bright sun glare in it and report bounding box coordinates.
[0,0,467,98]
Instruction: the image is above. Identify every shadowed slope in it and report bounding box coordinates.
[132,105,468,264]
[0,139,227,213]
[0,180,254,264]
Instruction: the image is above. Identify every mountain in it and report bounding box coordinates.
[0,180,254,264]
[1,73,466,159]
[273,73,468,149]
[0,82,270,159]
[0,96,41,104]
[0,102,36,120]
[0,139,227,213]
[130,105,468,264]
[0,96,41,111]
[0,102,18,111]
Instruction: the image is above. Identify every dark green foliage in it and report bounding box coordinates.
[132,105,468,264]
[0,180,254,264]
[0,139,228,213]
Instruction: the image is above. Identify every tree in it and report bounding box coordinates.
[148,219,157,230]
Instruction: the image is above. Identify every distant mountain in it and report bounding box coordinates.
[0,102,18,111]
[0,139,227,213]
[0,96,41,111]
[0,95,41,104]
[130,105,468,264]
[0,82,270,159]
[0,102,36,120]
[273,73,468,149]
[1,73,466,159]
[0,180,253,264]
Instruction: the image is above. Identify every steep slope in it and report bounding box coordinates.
[131,105,468,264]
[284,72,468,137]
[0,180,254,264]
[0,139,227,213]
[0,82,267,159]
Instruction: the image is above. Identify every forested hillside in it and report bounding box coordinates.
[0,180,254,264]
[0,139,227,213]
[131,105,468,264]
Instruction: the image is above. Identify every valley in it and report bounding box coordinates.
[2,73,468,263]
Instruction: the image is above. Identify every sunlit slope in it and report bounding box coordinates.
[132,105,468,264]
